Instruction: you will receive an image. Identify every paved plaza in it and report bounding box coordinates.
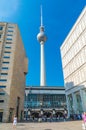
[0,121,83,130]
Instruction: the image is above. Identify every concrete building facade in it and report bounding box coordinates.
[0,22,28,122]
[60,6,86,117]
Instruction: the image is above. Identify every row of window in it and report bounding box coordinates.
[6,25,14,45]
[64,46,86,79]
[0,30,13,41]
[0,67,8,82]
[0,26,13,81]
[1,37,12,70]
[0,25,14,31]
[0,35,13,40]
[0,25,14,84]
[65,64,86,89]
[62,31,86,68]
[27,95,66,102]
[7,26,14,42]
[25,101,65,108]
[61,13,86,58]
[2,51,11,65]
[0,68,9,79]
[0,42,9,77]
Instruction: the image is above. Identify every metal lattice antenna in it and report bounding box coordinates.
[41,5,43,26]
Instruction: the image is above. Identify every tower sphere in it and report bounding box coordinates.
[37,31,47,43]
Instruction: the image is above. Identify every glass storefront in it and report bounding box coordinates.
[25,94,66,109]
[24,87,66,120]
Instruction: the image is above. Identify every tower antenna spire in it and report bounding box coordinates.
[41,5,43,26]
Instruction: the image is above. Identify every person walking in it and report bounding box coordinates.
[13,115,17,128]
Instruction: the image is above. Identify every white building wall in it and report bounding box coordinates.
[60,6,86,116]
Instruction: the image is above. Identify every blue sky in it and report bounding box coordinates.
[0,0,85,86]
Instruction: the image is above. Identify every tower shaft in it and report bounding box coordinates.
[37,6,47,87]
[40,42,46,86]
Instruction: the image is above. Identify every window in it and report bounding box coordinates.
[0,26,3,30]
[8,26,14,28]
[2,62,10,64]
[4,51,11,54]
[5,46,11,49]
[0,100,4,103]
[7,34,13,36]
[2,67,8,70]
[6,42,12,44]
[0,73,8,75]
[0,92,5,95]
[6,38,12,40]
[0,79,7,82]
[7,30,13,32]
[3,56,10,58]
[0,86,6,88]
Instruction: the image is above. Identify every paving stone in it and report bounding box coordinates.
[0,121,82,130]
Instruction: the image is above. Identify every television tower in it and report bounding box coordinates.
[37,6,47,86]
